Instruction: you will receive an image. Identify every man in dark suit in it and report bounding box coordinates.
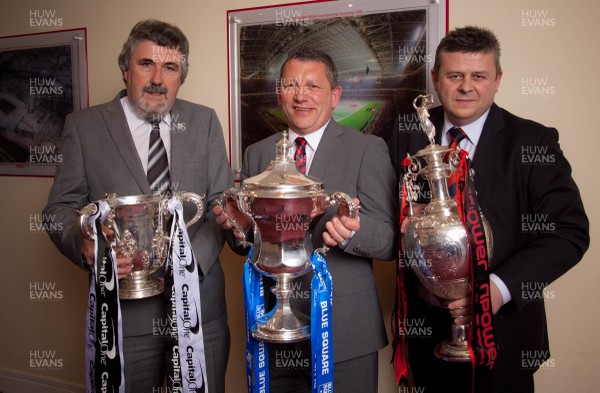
[390,26,589,392]
[43,20,233,392]
[215,47,397,392]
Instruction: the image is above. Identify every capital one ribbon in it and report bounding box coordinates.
[85,201,125,393]
[165,198,209,393]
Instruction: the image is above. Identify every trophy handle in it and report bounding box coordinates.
[316,192,361,255]
[178,192,205,228]
[78,203,98,240]
[217,188,253,248]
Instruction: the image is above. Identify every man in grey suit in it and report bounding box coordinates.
[43,20,232,392]
[215,47,397,392]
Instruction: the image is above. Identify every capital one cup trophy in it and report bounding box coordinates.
[79,192,204,299]
[403,94,493,361]
[219,132,359,342]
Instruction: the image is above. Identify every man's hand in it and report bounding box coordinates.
[447,280,504,325]
[322,198,360,247]
[81,228,133,279]
[213,203,251,239]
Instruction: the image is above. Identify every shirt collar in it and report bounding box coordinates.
[442,109,490,147]
[287,118,331,151]
[121,96,171,131]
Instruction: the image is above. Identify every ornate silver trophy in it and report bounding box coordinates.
[403,94,493,361]
[79,192,204,299]
[219,132,359,343]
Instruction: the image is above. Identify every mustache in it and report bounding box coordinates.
[143,84,168,94]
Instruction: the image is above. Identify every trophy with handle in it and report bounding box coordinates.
[79,192,204,299]
[219,131,359,343]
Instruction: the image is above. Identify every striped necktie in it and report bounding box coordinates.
[447,127,467,197]
[147,120,170,194]
[294,137,307,174]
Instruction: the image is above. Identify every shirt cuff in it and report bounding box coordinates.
[489,273,512,305]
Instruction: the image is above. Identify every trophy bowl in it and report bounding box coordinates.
[79,192,203,299]
[219,133,358,343]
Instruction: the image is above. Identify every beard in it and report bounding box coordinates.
[132,84,171,122]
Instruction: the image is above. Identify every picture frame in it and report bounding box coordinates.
[0,28,88,176]
[227,0,447,176]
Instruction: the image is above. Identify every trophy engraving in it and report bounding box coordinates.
[219,131,359,343]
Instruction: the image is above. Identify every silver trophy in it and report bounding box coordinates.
[403,94,493,361]
[219,132,359,343]
[79,192,204,299]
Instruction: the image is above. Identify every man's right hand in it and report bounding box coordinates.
[81,230,133,279]
[213,204,251,239]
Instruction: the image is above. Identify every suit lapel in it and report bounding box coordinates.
[472,104,505,192]
[101,91,151,193]
[308,120,343,180]
[169,101,188,188]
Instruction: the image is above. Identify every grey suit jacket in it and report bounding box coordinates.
[241,120,397,362]
[44,90,233,336]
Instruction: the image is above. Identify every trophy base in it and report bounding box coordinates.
[434,340,471,362]
[119,276,164,299]
[252,323,310,343]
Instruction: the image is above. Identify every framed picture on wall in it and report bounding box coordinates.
[227,0,447,176]
[0,28,88,176]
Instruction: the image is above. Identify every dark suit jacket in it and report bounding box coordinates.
[43,90,234,336]
[238,120,398,362]
[389,103,589,373]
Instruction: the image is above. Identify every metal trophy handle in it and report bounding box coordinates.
[217,187,253,248]
[316,191,360,255]
[79,203,99,240]
[177,191,205,228]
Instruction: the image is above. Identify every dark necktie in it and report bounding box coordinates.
[294,137,307,174]
[447,127,467,197]
[147,120,170,194]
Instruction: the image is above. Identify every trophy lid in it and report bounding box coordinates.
[237,131,325,198]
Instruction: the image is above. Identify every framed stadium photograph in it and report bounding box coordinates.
[0,28,87,176]
[227,0,447,177]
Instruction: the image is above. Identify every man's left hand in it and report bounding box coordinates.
[322,198,360,247]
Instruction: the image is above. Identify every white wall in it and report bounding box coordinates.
[0,0,597,392]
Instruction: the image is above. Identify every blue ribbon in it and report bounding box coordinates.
[243,249,334,393]
[310,251,334,393]
[243,248,270,393]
